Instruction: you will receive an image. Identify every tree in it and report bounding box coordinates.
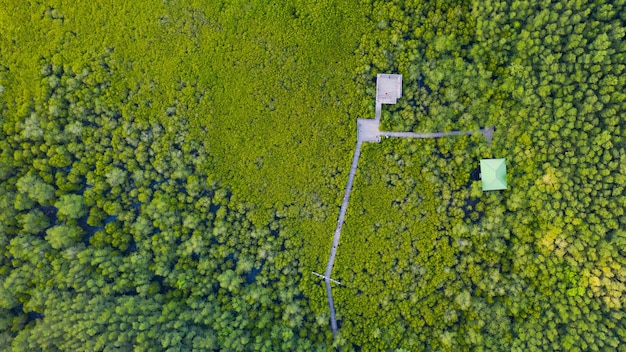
[17,210,50,235]
[55,194,87,221]
[16,174,55,206]
[45,225,83,249]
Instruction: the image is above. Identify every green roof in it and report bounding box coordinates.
[480,159,507,191]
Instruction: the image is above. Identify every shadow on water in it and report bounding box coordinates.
[462,167,484,224]
[246,260,266,284]
[79,217,101,245]
[10,305,44,323]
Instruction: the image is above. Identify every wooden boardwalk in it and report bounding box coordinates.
[320,73,495,341]
[324,140,362,336]
[322,122,494,339]
[384,127,494,144]
[374,102,382,121]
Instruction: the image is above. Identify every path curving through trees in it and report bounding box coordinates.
[321,116,494,340]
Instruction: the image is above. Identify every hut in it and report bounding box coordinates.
[480,159,507,191]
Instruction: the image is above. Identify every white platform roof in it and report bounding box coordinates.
[376,74,402,104]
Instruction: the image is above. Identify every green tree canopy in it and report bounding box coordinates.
[55,194,87,220]
[16,173,56,206]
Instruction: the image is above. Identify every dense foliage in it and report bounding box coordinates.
[335,0,626,350]
[0,62,337,350]
[0,0,371,350]
[1,0,625,351]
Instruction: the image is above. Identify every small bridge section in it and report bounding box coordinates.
[383,126,494,143]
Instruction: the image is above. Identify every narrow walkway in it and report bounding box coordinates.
[324,140,362,337]
[384,126,494,144]
[322,120,494,340]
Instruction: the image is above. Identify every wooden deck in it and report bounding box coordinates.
[357,118,381,142]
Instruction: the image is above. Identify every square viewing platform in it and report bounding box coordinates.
[376,74,402,104]
[357,118,381,143]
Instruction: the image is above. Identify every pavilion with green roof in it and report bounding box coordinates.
[480,159,507,191]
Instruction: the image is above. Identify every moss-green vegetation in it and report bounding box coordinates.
[0,61,335,350]
[337,0,626,350]
[0,0,371,349]
[1,0,625,350]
